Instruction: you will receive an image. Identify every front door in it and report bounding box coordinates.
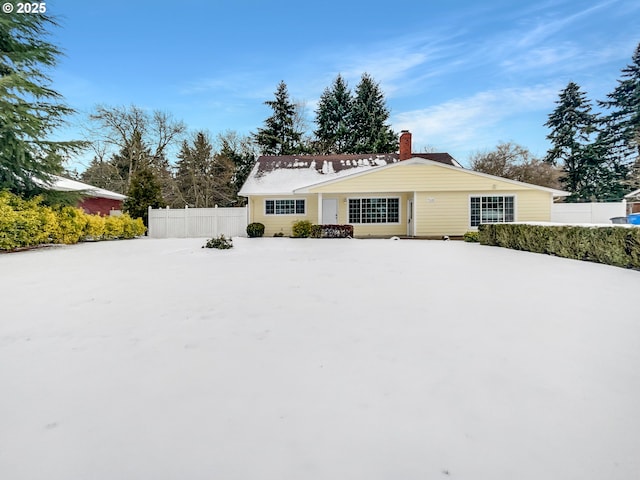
[322,198,338,224]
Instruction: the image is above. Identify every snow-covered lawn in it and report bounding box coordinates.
[1,237,639,480]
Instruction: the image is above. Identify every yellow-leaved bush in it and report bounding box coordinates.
[0,191,146,251]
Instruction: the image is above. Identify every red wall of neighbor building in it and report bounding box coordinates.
[79,197,123,216]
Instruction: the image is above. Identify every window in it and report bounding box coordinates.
[265,199,305,215]
[470,195,515,227]
[348,198,400,223]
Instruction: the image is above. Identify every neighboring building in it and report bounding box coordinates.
[625,188,640,214]
[41,175,126,216]
[239,131,568,237]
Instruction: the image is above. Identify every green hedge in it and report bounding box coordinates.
[478,223,640,269]
[0,191,146,251]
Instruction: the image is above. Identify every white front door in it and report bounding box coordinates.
[322,198,338,224]
[407,199,414,236]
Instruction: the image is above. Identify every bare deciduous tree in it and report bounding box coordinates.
[470,142,561,189]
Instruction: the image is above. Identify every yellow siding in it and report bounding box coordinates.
[307,164,539,194]
[327,193,409,237]
[415,190,552,236]
[248,163,556,237]
[250,195,318,236]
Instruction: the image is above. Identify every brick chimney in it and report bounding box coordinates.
[399,130,412,160]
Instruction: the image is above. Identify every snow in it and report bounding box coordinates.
[33,175,127,200]
[239,164,375,194]
[1,237,639,480]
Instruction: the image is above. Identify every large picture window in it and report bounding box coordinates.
[470,195,515,227]
[348,198,400,224]
[265,199,305,215]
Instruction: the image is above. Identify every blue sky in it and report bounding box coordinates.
[46,0,639,170]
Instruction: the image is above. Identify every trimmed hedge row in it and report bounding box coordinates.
[0,191,146,251]
[478,223,640,269]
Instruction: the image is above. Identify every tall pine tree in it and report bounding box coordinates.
[253,81,304,155]
[216,131,256,202]
[314,75,352,154]
[544,82,605,200]
[0,9,84,196]
[175,131,235,208]
[123,167,165,227]
[599,42,640,189]
[348,73,397,154]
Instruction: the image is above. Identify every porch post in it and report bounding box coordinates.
[412,191,417,236]
[317,193,323,224]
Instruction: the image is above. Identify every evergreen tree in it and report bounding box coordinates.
[111,130,151,191]
[253,81,304,155]
[217,131,257,202]
[599,42,640,189]
[123,167,165,227]
[314,75,352,154]
[0,9,84,195]
[175,131,235,207]
[544,82,605,200]
[348,73,397,154]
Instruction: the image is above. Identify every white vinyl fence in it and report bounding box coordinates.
[551,201,627,224]
[148,206,248,238]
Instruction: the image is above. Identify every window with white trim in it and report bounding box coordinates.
[348,198,400,223]
[470,195,515,227]
[265,199,305,215]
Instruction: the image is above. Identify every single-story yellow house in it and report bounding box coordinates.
[238,131,568,237]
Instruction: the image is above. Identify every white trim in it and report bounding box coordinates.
[317,193,323,224]
[624,188,640,199]
[264,198,306,216]
[294,157,569,196]
[347,196,402,225]
[407,195,415,237]
[413,191,417,236]
[468,193,517,228]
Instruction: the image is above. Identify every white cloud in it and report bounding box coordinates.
[393,85,559,152]
[514,0,617,48]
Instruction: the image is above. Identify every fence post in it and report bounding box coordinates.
[184,205,189,238]
[165,205,169,238]
[148,206,152,237]
[214,204,219,237]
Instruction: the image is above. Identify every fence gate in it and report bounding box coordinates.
[148,206,248,238]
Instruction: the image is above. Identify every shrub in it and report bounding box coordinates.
[273,232,284,237]
[463,231,479,243]
[310,224,354,238]
[103,215,125,239]
[120,214,146,239]
[292,220,313,238]
[84,213,106,240]
[246,222,265,238]
[204,234,233,249]
[52,206,88,244]
[0,190,146,251]
[478,223,640,269]
[0,192,57,249]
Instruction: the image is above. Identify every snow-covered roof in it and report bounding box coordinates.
[238,153,459,196]
[624,188,640,199]
[35,175,126,200]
